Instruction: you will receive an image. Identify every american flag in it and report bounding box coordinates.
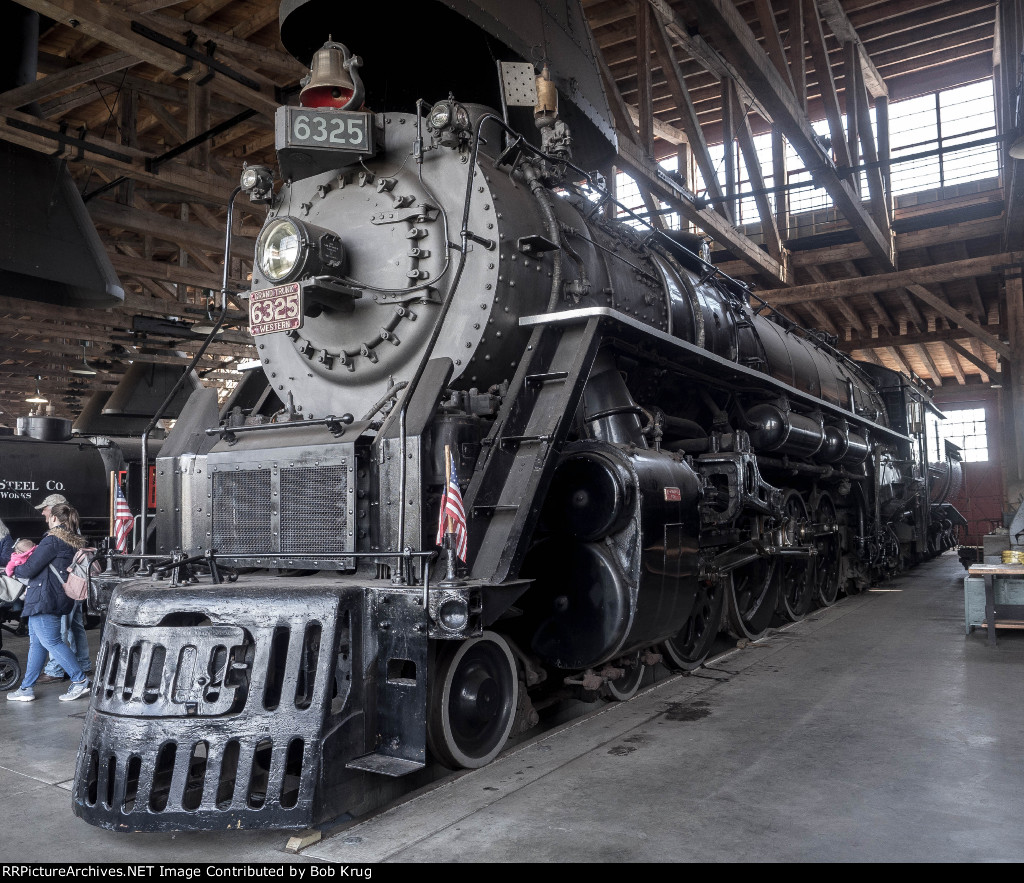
[114,481,134,552]
[436,448,468,562]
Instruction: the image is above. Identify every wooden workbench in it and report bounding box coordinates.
[967,563,1024,645]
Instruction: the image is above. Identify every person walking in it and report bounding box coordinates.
[31,494,92,684]
[6,503,91,702]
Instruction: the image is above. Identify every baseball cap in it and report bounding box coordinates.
[34,493,68,511]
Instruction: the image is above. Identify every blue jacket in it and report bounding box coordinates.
[14,527,85,617]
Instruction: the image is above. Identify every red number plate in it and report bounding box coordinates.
[249,282,302,336]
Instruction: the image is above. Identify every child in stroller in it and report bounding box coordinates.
[0,537,33,689]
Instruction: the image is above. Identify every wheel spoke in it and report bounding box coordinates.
[777,491,814,622]
[813,494,842,607]
[726,517,779,640]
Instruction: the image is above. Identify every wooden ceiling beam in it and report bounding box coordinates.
[841,322,1004,350]
[729,79,782,259]
[647,0,774,122]
[915,342,944,386]
[15,0,281,118]
[109,252,237,292]
[0,51,139,110]
[88,199,255,258]
[804,265,866,333]
[761,251,1020,305]
[804,0,853,175]
[685,0,894,267]
[904,282,1010,360]
[143,9,304,78]
[815,0,888,98]
[0,107,235,203]
[597,45,787,284]
[941,342,967,385]
[884,345,916,378]
[646,3,728,214]
[949,338,995,381]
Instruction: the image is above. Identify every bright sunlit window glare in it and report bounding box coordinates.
[614,79,999,231]
[929,407,989,463]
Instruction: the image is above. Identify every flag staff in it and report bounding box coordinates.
[438,444,464,587]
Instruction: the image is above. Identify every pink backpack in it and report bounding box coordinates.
[50,548,100,602]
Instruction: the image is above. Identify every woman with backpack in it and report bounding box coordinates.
[6,504,91,703]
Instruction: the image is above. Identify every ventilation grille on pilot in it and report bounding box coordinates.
[280,465,348,554]
[212,470,273,555]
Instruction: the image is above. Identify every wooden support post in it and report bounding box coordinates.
[721,77,736,224]
[1005,273,1024,485]
[772,128,789,240]
[876,96,892,221]
[636,0,654,155]
[843,41,860,193]
[803,0,852,172]
[788,0,806,113]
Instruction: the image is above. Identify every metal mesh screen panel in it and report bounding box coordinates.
[212,470,273,555]
[280,465,348,554]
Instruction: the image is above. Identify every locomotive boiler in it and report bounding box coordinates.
[72,0,964,832]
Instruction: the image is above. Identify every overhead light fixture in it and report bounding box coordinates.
[1011,134,1024,160]
[26,375,48,404]
[68,341,98,376]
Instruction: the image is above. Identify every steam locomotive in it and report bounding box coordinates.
[72,0,964,832]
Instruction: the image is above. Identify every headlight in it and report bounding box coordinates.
[257,218,303,282]
[428,102,452,129]
[437,595,470,632]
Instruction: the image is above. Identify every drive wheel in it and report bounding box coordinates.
[427,632,519,769]
[602,652,645,701]
[0,649,22,691]
[777,491,815,622]
[813,494,842,607]
[726,517,779,641]
[662,576,725,671]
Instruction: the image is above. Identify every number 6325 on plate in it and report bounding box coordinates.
[249,282,303,336]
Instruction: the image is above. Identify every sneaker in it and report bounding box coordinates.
[58,680,90,702]
[6,687,35,702]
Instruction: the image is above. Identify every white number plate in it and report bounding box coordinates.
[249,282,302,336]
[284,108,373,153]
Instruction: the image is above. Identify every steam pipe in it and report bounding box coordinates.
[138,185,242,554]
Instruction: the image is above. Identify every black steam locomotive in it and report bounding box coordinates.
[72,0,963,832]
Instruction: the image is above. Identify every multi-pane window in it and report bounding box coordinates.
[614,156,681,229]
[932,407,989,463]
[634,78,1000,227]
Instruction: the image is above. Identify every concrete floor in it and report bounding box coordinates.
[2,552,1023,863]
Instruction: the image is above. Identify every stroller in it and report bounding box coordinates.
[0,577,26,690]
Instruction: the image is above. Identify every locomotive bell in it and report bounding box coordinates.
[301,40,359,109]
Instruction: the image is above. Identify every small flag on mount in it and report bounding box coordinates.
[114,480,134,552]
[436,447,468,562]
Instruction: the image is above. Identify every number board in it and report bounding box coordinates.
[281,108,375,154]
[249,282,302,336]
